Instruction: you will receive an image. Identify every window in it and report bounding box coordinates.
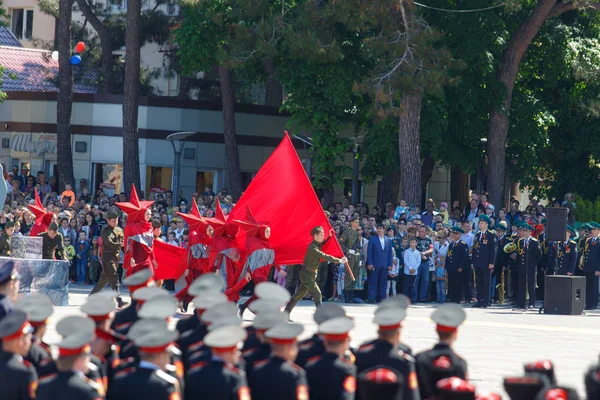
[145,166,172,198]
[94,163,122,197]
[196,171,216,195]
[344,178,362,202]
[11,9,34,40]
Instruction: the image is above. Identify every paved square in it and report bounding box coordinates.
[46,287,600,397]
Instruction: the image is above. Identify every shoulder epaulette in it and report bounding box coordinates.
[188,340,204,353]
[21,359,33,368]
[84,376,103,393]
[114,322,132,331]
[569,240,577,244]
[225,363,242,374]
[155,370,178,385]
[242,348,255,357]
[358,344,374,352]
[530,237,538,242]
[288,361,304,372]
[305,356,321,367]
[39,359,52,367]
[39,373,57,383]
[299,342,314,351]
[253,359,269,368]
[188,361,207,372]
[87,362,99,372]
[165,364,177,374]
[114,367,135,378]
[168,345,182,357]
[397,349,415,362]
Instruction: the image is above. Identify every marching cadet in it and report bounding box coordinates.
[0,261,19,321]
[184,325,250,400]
[355,308,420,400]
[471,214,496,308]
[243,310,288,376]
[243,298,282,354]
[358,367,404,400]
[175,274,224,336]
[108,319,182,400]
[556,225,578,276]
[305,316,357,400]
[373,295,412,355]
[114,286,170,337]
[513,223,542,310]
[250,322,308,400]
[295,303,347,367]
[111,268,155,334]
[37,331,105,400]
[580,221,600,310]
[0,309,38,399]
[524,360,556,385]
[15,293,53,371]
[445,227,470,304]
[494,223,510,304]
[536,386,580,400]
[339,216,362,303]
[415,304,468,400]
[284,226,347,314]
[436,377,475,400]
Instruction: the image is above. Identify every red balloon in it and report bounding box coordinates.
[75,41,86,53]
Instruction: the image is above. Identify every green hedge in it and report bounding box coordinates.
[574,195,600,223]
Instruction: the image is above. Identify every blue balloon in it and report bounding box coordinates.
[70,55,82,65]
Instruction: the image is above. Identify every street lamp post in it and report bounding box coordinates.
[352,144,360,205]
[293,134,314,180]
[166,131,196,206]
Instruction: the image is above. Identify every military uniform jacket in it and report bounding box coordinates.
[517,238,543,272]
[249,356,308,400]
[175,313,200,336]
[38,232,65,260]
[339,229,361,260]
[582,237,600,273]
[100,225,123,257]
[241,326,260,355]
[37,371,104,400]
[184,358,249,400]
[472,230,496,269]
[38,357,104,389]
[303,241,342,273]
[445,240,469,272]
[243,342,271,379]
[0,235,11,257]
[355,339,419,400]
[110,301,139,335]
[108,365,181,400]
[556,240,578,275]
[0,293,13,321]
[495,235,511,268]
[0,351,38,400]
[24,339,52,372]
[415,342,467,400]
[305,352,356,400]
[176,324,208,369]
[295,334,325,368]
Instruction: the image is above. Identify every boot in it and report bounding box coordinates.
[347,290,355,304]
[117,297,129,309]
[237,303,246,318]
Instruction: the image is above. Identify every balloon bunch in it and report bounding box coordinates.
[51,41,86,65]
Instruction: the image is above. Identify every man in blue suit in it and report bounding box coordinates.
[367,223,394,303]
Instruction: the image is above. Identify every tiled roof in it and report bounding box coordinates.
[0,46,98,93]
[0,27,23,47]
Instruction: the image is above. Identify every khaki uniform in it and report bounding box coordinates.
[90,225,124,297]
[339,228,360,291]
[0,235,10,257]
[285,241,342,312]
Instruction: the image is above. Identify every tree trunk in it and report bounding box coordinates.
[322,188,334,209]
[450,166,470,208]
[398,89,423,207]
[122,0,142,194]
[486,0,558,208]
[377,169,401,206]
[56,0,74,193]
[263,59,283,107]
[218,66,243,199]
[420,154,436,206]
[77,0,114,94]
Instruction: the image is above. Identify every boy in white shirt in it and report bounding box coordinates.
[403,237,421,300]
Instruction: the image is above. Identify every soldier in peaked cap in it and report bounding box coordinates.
[250,322,308,400]
[185,325,250,400]
[494,223,510,304]
[503,375,550,400]
[556,225,578,276]
[514,223,543,310]
[580,221,600,310]
[472,214,497,308]
[242,298,283,354]
[305,316,357,400]
[243,310,288,377]
[108,319,181,400]
[436,377,475,400]
[445,227,470,304]
[359,367,404,400]
[295,303,347,368]
[15,293,53,371]
[176,274,224,336]
[374,295,413,356]
[0,260,20,321]
[36,331,105,400]
[113,286,169,336]
[0,309,38,400]
[355,308,419,400]
[416,304,468,400]
[111,268,155,334]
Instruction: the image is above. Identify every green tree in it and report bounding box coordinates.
[0,1,7,104]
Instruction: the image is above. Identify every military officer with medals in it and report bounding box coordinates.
[471,215,496,309]
[580,222,600,310]
[576,224,591,277]
[445,227,470,304]
[494,223,510,304]
[339,216,362,304]
[513,223,543,310]
[556,225,578,276]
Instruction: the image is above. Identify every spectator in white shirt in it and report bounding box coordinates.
[403,238,421,300]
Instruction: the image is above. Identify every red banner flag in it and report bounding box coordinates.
[229,132,343,265]
[153,240,188,281]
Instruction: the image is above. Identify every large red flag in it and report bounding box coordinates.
[153,240,188,281]
[229,132,343,265]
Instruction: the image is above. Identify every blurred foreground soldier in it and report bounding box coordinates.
[584,363,600,399]
[535,387,579,400]
[184,325,250,400]
[37,331,105,400]
[15,294,53,371]
[524,360,556,386]
[436,377,475,400]
[0,261,19,320]
[108,319,181,400]
[305,316,357,400]
[503,375,550,400]
[374,296,412,356]
[580,221,600,310]
[358,367,404,400]
[0,309,38,400]
[250,322,308,400]
[176,274,224,336]
[39,223,66,260]
[355,309,419,400]
[475,393,501,400]
[90,211,126,308]
[284,226,347,314]
[296,303,347,368]
[243,309,288,376]
[111,269,155,334]
[416,304,468,400]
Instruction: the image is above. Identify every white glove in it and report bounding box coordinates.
[348,250,356,255]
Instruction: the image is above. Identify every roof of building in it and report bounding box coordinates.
[0,46,97,93]
[0,27,23,48]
